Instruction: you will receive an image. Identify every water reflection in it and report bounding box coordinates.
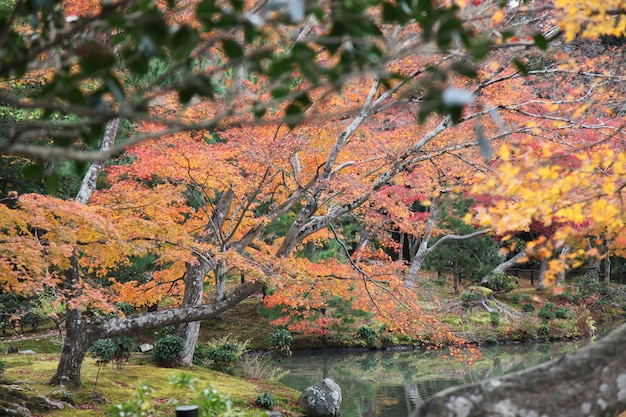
[278,341,586,417]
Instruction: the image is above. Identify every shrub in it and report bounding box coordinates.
[90,339,117,364]
[205,342,239,374]
[485,272,518,293]
[509,294,522,304]
[256,392,276,410]
[555,307,571,319]
[197,335,248,374]
[0,360,6,375]
[538,303,556,322]
[460,291,478,308]
[522,304,536,314]
[152,335,184,367]
[357,326,378,345]
[269,328,292,357]
[489,311,500,327]
[538,323,551,338]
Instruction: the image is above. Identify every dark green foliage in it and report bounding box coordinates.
[574,274,610,298]
[90,336,135,368]
[192,343,212,367]
[522,304,536,314]
[485,272,518,293]
[155,325,176,339]
[90,339,117,364]
[204,342,239,374]
[256,392,275,410]
[554,307,571,319]
[489,311,500,327]
[509,294,522,304]
[152,335,184,367]
[538,324,551,338]
[460,291,478,308]
[538,303,556,322]
[357,326,378,346]
[424,196,503,283]
[269,328,292,358]
[0,360,6,375]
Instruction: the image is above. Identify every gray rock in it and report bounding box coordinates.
[139,343,154,353]
[299,378,342,417]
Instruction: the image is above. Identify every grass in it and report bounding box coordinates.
[0,351,300,417]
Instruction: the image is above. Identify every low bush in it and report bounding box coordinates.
[152,335,184,367]
[256,392,276,410]
[357,326,378,346]
[538,303,556,322]
[197,335,248,374]
[269,328,292,358]
[484,272,518,293]
[555,307,571,319]
[489,311,500,327]
[460,291,478,308]
[522,304,536,314]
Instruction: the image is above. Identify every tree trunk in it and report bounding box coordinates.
[215,259,227,301]
[50,254,91,387]
[452,255,460,294]
[536,257,548,290]
[50,119,120,387]
[51,281,263,386]
[49,307,91,387]
[412,322,626,417]
[556,244,570,284]
[177,189,233,366]
[176,258,212,366]
[480,250,526,284]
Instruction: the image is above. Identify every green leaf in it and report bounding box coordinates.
[533,33,548,51]
[106,74,126,103]
[512,58,529,75]
[44,171,60,194]
[285,103,304,129]
[22,163,44,179]
[222,39,243,60]
[179,86,194,104]
[451,62,478,78]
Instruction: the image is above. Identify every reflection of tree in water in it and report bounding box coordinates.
[361,356,380,371]
[279,341,586,417]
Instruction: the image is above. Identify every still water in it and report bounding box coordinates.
[277,341,587,417]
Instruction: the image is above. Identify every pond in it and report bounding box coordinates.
[277,340,588,417]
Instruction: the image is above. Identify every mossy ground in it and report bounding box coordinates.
[1,350,300,417]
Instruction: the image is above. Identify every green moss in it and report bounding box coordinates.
[469,312,492,325]
[467,286,494,298]
[441,315,462,326]
[2,353,300,417]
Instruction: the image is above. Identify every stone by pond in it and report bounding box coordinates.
[278,340,587,417]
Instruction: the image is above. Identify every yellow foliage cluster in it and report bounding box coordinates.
[556,0,626,41]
